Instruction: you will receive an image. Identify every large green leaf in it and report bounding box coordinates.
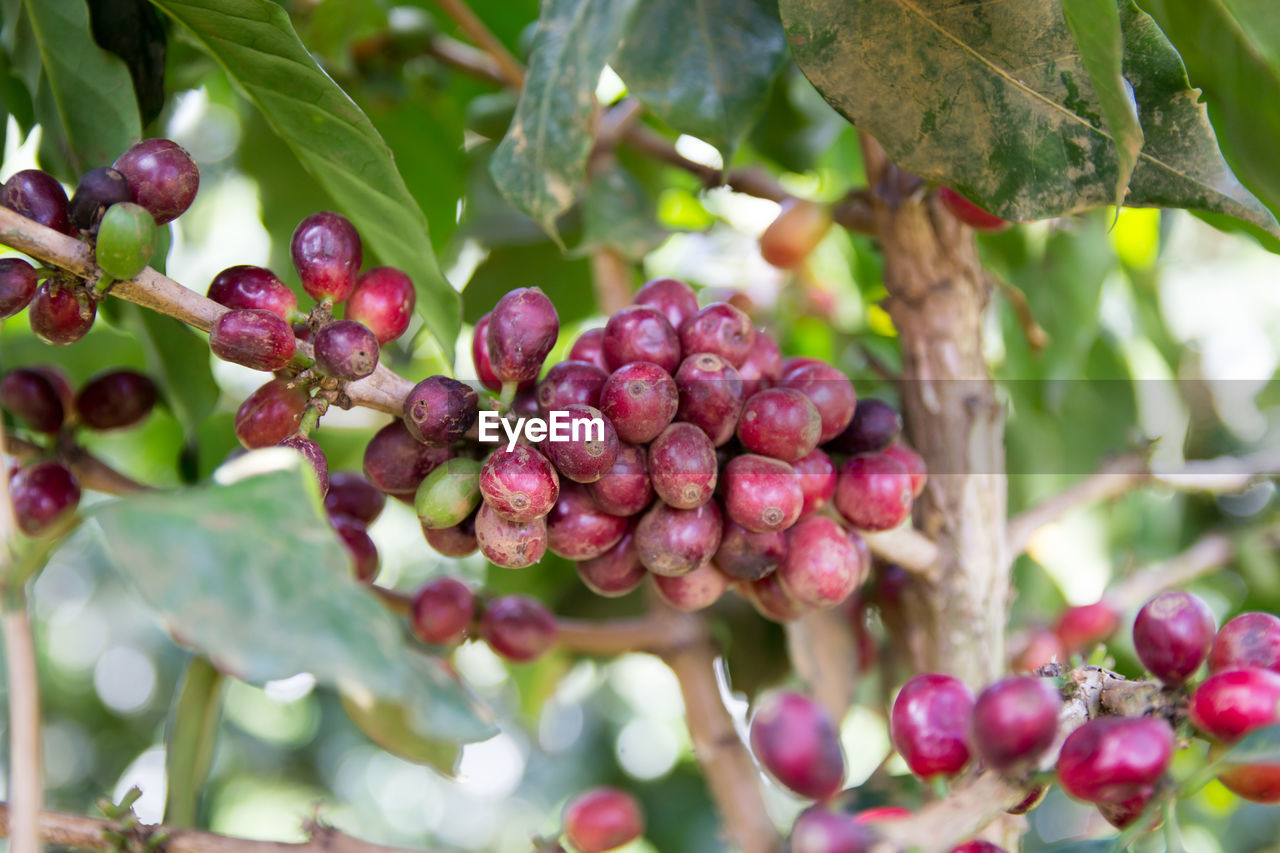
[1138,0,1280,221]
[147,0,461,357]
[574,162,667,261]
[11,0,140,175]
[779,0,1279,234]
[489,0,640,241]
[90,459,496,744]
[612,0,787,154]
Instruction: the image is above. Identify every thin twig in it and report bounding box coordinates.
[424,35,507,85]
[1,610,41,853]
[427,0,524,88]
[4,436,152,496]
[1110,526,1280,610]
[589,249,632,315]
[862,526,940,578]
[989,274,1048,353]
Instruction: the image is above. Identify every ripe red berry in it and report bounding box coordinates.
[652,562,729,611]
[970,676,1061,772]
[852,806,911,824]
[10,461,81,535]
[411,577,475,645]
[777,516,864,609]
[635,499,722,577]
[680,302,754,367]
[789,807,870,853]
[1011,627,1065,673]
[747,571,807,622]
[332,515,378,582]
[1,169,72,234]
[546,483,628,560]
[474,501,548,568]
[890,674,975,778]
[1,368,66,433]
[346,266,414,344]
[577,531,647,597]
[480,444,559,522]
[737,388,821,462]
[780,362,856,444]
[759,199,833,269]
[567,327,607,371]
[538,360,608,413]
[278,433,329,495]
[586,443,653,517]
[0,258,40,318]
[793,449,836,516]
[68,167,133,234]
[1190,667,1280,743]
[749,691,845,799]
[599,361,678,445]
[633,276,699,330]
[481,595,556,662]
[471,312,503,392]
[830,398,902,455]
[75,370,157,431]
[403,375,479,446]
[937,187,1009,232]
[881,442,927,498]
[290,211,362,302]
[1057,717,1173,805]
[950,843,1005,853]
[1209,612,1280,675]
[1055,600,1120,654]
[675,352,744,446]
[834,453,913,531]
[563,787,644,853]
[723,454,802,533]
[543,404,619,484]
[114,139,199,225]
[32,364,74,421]
[423,511,479,558]
[210,308,296,371]
[602,305,680,373]
[648,422,717,509]
[313,319,378,380]
[487,287,559,383]
[362,420,451,495]
[236,378,310,448]
[715,520,787,581]
[1217,755,1280,804]
[29,283,95,345]
[324,472,386,525]
[207,265,298,320]
[1095,793,1158,830]
[1132,591,1215,686]
[737,333,781,401]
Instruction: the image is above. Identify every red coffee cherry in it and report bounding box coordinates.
[411,577,475,645]
[75,370,157,431]
[1191,667,1280,744]
[737,330,782,399]
[562,787,644,853]
[207,265,298,321]
[480,595,556,662]
[830,398,902,455]
[1011,626,1065,673]
[723,454,802,533]
[834,453,913,532]
[577,531,647,598]
[950,843,1006,853]
[471,312,503,392]
[599,361,678,445]
[675,352,744,446]
[1,368,67,433]
[346,266,415,344]
[114,138,199,225]
[679,302,754,367]
[10,461,81,536]
[648,422,717,509]
[1057,717,1173,805]
[474,502,547,569]
[749,691,845,800]
[780,362,856,444]
[937,187,1010,232]
[404,375,479,446]
[586,443,653,517]
[1,169,73,234]
[777,516,864,609]
[537,360,607,414]
[0,258,40,319]
[633,276,699,331]
[602,305,680,373]
[881,442,927,498]
[324,472,386,525]
[890,673,975,778]
[1055,600,1120,655]
[68,167,133,234]
[362,420,451,495]
[210,308,296,371]
[290,211,362,302]
[793,449,836,516]
[278,433,329,495]
[543,404,619,484]
[236,378,310,449]
[567,327,607,371]
[789,807,871,853]
[423,511,479,558]
[1132,591,1215,686]
[747,571,807,622]
[970,676,1061,772]
[29,282,95,345]
[715,519,786,581]
[1095,792,1159,830]
[487,287,559,384]
[634,499,722,577]
[738,388,822,462]
[332,515,378,582]
[546,483,628,561]
[480,444,559,523]
[760,199,833,269]
[1209,612,1280,675]
[652,562,729,611]
[313,319,378,380]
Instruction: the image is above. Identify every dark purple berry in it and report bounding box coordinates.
[0,169,72,235]
[236,378,309,448]
[480,595,556,662]
[290,211,362,302]
[1057,717,1173,805]
[210,308,296,371]
[634,499,722,577]
[831,399,902,454]
[780,362,856,444]
[324,472,386,525]
[411,577,475,645]
[207,265,298,321]
[749,691,845,800]
[423,511,479,557]
[346,266,415,344]
[474,502,547,568]
[403,375,479,446]
[675,353,744,446]
[313,319,378,380]
[479,444,559,522]
[0,258,39,319]
[737,388,821,462]
[970,676,1061,772]
[546,483,628,560]
[537,360,608,413]
[113,139,199,225]
[75,370,156,430]
[543,404,618,484]
[567,327,608,371]
[890,674,975,779]
[633,277,698,330]
[599,361,678,445]
[777,516,863,608]
[715,519,786,581]
[577,531,646,597]
[833,453,913,531]
[362,421,451,495]
[679,302,753,367]
[793,449,836,516]
[278,433,329,495]
[486,287,559,384]
[1133,591,1215,686]
[602,306,680,373]
[723,453,803,533]
[1,368,66,433]
[68,167,133,233]
[10,461,80,535]
[1210,612,1280,674]
[29,283,95,345]
[648,422,717,509]
[332,515,378,582]
[586,443,653,516]
[652,562,728,611]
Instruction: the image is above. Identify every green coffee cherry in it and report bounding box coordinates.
[95,202,158,281]
[416,457,482,530]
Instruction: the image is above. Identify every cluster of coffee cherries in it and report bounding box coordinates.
[2,365,156,535]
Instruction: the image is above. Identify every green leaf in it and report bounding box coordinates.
[1138,0,1280,221]
[340,676,462,776]
[1216,723,1280,767]
[490,0,641,241]
[1060,0,1143,207]
[147,0,461,357]
[13,0,140,175]
[779,0,1279,235]
[573,162,667,261]
[612,0,787,154]
[90,459,496,744]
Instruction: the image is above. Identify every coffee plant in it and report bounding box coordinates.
[0,1,1278,853]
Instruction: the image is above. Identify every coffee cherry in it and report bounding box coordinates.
[1133,591,1215,686]
[635,499,722,577]
[207,265,298,321]
[577,531,647,597]
[10,461,80,535]
[1,368,66,433]
[0,169,72,235]
[537,360,608,413]
[0,258,39,319]
[738,333,782,400]
[68,167,133,233]
[403,375,479,446]
[546,483,628,560]
[114,139,199,225]
[423,510,479,557]
[313,319,378,380]
[95,202,158,281]
[290,211,362,302]
[278,433,329,495]
[793,449,836,516]
[236,378,309,448]
[1011,627,1065,673]
[586,443,653,516]
[471,313,504,392]
[882,442,927,498]
[363,421,452,495]
[738,388,822,462]
[830,398,902,454]
[633,276,699,330]
[1191,668,1280,743]
[970,676,1060,772]
[937,187,1009,232]
[487,287,559,383]
[29,283,95,345]
[715,519,786,581]
[480,595,556,662]
[1209,612,1280,675]
[834,453,913,531]
[1007,785,1049,815]
[210,308,296,371]
[1216,754,1280,804]
[331,515,378,582]
[602,305,680,373]
[852,806,911,824]
[789,808,870,853]
[1055,600,1119,654]
[346,266,415,344]
[680,302,754,367]
[749,691,845,799]
[950,843,1005,853]
[479,445,559,522]
[1057,717,1173,805]
[653,561,728,611]
[675,352,744,446]
[1095,793,1158,830]
[415,457,482,529]
[777,516,864,608]
[599,361,678,445]
[890,674,974,778]
[567,327,607,371]
[563,787,644,853]
[759,199,833,269]
[411,577,475,645]
[324,472,386,525]
[648,422,717,509]
[475,502,547,568]
[543,404,618,484]
[781,362,856,443]
[722,454,803,533]
[75,370,156,431]
[747,571,807,622]
[34,365,74,420]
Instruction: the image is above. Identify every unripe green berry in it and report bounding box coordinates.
[95,202,157,280]
[415,457,482,530]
